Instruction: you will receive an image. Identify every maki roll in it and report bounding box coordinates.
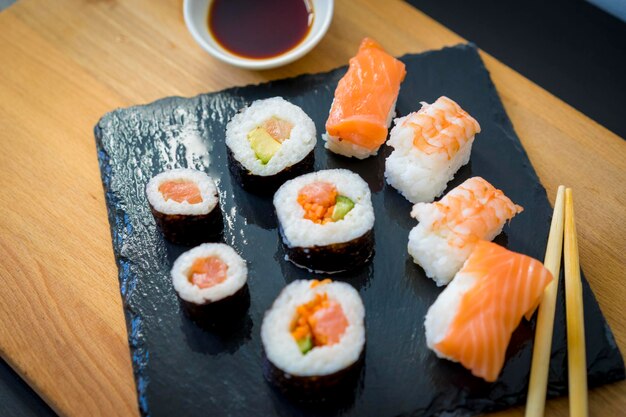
[425,241,553,381]
[274,169,375,273]
[324,38,406,159]
[261,279,365,396]
[171,243,248,323]
[146,168,223,245]
[408,177,523,286]
[225,97,316,194]
[385,96,481,203]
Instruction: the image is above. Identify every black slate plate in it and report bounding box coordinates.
[94,44,624,417]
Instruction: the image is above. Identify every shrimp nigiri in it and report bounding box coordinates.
[385,96,481,204]
[408,176,523,285]
[425,240,553,382]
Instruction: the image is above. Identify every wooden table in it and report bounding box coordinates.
[0,0,624,416]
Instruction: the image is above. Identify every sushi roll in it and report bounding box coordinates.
[274,169,375,273]
[408,177,523,286]
[261,279,365,396]
[225,97,316,194]
[424,240,553,381]
[324,38,406,159]
[146,168,223,245]
[385,96,481,203]
[171,243,248,324]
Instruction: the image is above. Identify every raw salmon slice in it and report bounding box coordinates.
[310,301,349,345]
[325,38,406,151]
[189,256,228,289]
[426,240,553,382]
[297,181,338,223]
[159,180,203,204]
[262,117,293,143]
[291,292,349,348]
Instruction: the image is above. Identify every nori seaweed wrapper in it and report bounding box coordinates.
[227,147,314,195]
[263,350,365,402]
[149,200,223,245]
[179,284,250,331]
[281,228,374,273]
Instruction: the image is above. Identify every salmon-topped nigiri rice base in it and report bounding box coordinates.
[408,176,523,286]
[324,38,406,159]
[261,279,365,386]
[385,96,481,203]
[425,240,553,382]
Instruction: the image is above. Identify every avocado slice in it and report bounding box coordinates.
[297,335,313,354]
[247,127,281,164]
[332,195,355,221]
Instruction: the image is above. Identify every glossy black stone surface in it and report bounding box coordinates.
[94,44,624,417]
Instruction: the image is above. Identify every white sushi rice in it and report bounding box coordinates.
[322,134,378,160]
[273,169,374,248]
[225,97,316,176]
[171,243,247,305]
[322,98,397,160]
[407,203,505,286]
[146,168,218,216]
[261,280,365,377]
[384,111,475,204]
[424,271,477,360]
[407,226,475,287]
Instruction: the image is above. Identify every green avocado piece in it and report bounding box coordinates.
[247,127,281,164]
[297,335,313,354]
[332,195,355,221]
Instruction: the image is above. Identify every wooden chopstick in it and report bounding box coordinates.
[525,185,566,417]
[564,188,588,417]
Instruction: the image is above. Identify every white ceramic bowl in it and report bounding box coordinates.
[183,0,334,70]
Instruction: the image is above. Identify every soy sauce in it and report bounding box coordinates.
[208,0,313,59]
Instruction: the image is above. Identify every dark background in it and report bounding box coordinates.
[1,1,624,416]
[408,0,626,139]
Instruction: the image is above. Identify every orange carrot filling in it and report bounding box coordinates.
[297,182,338,224]
[188,256,228,289]
[310,278,332,288]
[290,291,349,353]
[262,117,293,143]
[159,180,203,204]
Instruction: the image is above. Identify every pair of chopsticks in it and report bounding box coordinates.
[525,187,588,417]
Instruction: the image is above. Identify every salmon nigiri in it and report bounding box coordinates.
[385,96,481,203]
[424,240,553,382]
[408,176,523,286]
[324,38,406,159]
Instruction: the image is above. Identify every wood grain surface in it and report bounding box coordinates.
[0,0,624,416]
